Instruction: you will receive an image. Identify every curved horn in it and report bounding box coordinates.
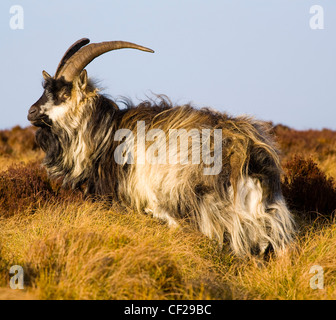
[56,40,155,82]
[55,38,90,78]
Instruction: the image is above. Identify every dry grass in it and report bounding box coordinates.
[0,202,230,300]
[1,201,335,300]
[226,221,336,299]
[0,125,335,300]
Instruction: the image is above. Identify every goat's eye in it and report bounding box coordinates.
[60,92,69,100]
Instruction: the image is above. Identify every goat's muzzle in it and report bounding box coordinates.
[28,102,51,127]
[28,105,39,121]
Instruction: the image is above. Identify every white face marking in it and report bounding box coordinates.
[44,102,69,122]
[36,88,72,123]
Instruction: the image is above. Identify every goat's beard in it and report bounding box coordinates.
[36,127,56,152]
[36,127,63,173]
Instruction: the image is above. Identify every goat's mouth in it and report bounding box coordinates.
[29,117,52,128]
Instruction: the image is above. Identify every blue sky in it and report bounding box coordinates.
[1,0,335,130]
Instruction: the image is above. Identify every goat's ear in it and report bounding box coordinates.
[42,70,52,81]
[79,69,88,90]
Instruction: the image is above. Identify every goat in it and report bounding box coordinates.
[28,38,295,257]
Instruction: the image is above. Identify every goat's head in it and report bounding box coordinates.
[28,38,154,127]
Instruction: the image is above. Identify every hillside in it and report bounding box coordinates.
[0,124,335,300]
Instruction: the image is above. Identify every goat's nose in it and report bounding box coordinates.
[29,106,38,114]
[28,106,38,121]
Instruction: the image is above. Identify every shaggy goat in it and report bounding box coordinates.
[28,38,295,257]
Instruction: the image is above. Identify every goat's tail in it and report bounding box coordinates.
[197,117,295,257]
